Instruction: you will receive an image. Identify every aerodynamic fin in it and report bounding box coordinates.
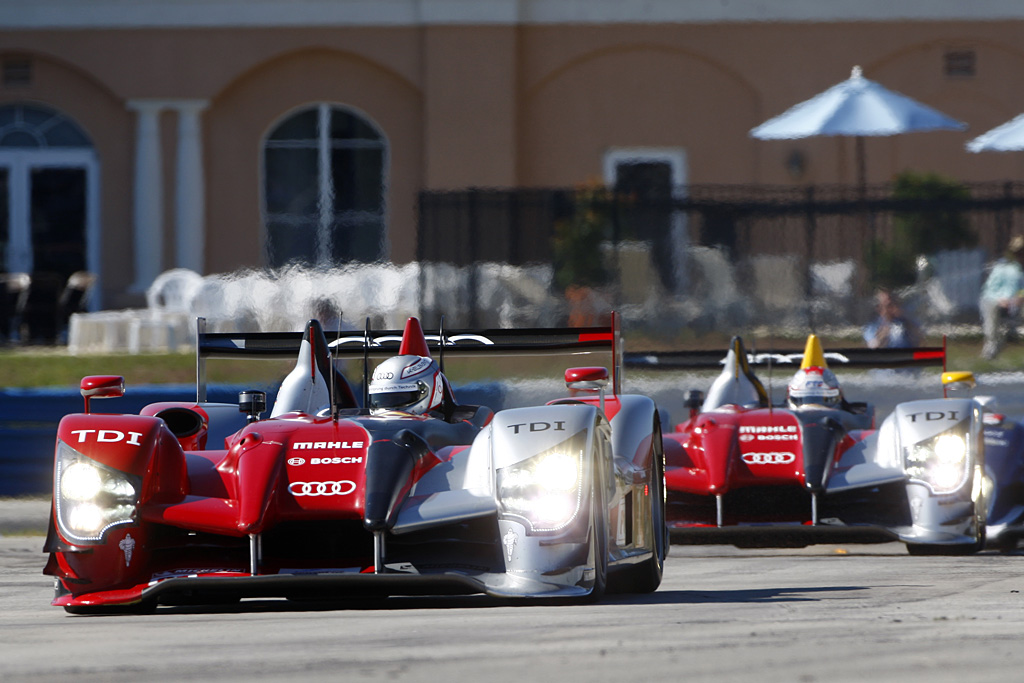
[270,319,331,417]
[398,317,432,358]
[702,336,770,411]
[800,334,828,370]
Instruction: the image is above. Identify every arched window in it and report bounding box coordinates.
[262,104,387,267]
[0,103,91,148]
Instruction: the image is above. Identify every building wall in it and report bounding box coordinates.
[205,41,425,269]
[2,3,1024,308]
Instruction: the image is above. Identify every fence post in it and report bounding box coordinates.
[416,190,426,321]
[1003,181,1014,250]
[467,188,480,327]
[804,185,817,328]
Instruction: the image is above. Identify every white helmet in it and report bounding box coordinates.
[787,366,841,408]
[368,355,444,415]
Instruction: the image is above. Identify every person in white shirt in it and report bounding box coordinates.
[980,234,1024,360]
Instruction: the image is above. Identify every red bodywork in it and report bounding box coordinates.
[663,405,870,529]
[45,408,428,608]
[668,408,805,494]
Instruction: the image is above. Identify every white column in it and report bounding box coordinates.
[173,100,208,273]
[317,103,332,266]
[127,100,165,293]
[6,155,30,273]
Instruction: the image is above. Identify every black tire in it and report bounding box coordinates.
[583,451,608,603]
[611,425,667,593]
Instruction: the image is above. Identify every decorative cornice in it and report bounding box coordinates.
[1,0,1023,30]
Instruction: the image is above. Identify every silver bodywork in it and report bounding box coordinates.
[879,397,985,547]
[394,396,662,597]
[826,395,985,548]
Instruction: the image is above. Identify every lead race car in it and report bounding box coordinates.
[627,334,986,554]
[44,314,666,612]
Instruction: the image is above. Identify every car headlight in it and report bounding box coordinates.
[496,431,586,534]
[904,429,970,494]
[54,440,139,544]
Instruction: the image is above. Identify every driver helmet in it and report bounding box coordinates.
[368,354,444,415]
[787,366,841,408]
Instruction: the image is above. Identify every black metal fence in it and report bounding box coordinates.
[417,181,1024,335]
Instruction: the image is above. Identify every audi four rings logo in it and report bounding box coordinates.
[742,452,796,465]
[288,481,357,497]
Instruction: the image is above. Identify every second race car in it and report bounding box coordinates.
[627,334,986,554]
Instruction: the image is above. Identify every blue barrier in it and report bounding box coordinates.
[0,382,505,497]
[0,385,249,497]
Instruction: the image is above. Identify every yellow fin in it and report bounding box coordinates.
[801,334,828,370]
[942,371,975,388]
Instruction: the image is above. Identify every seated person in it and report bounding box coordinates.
[786,366,842,409]
[863,288,921,349]
[367,354,491,449]
[786,365,873,430]
[980,234,1024,360]
[368,354,446,416]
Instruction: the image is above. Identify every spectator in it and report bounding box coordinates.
[311,296,347,333]
[980,235,1024,360]
[863,288,921,349]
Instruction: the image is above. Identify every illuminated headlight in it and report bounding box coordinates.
[54,440,139,543]
[904,430,970,494]
[497,432,586,533]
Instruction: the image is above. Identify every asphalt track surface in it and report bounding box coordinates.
[4,374,1023,682]
[3,527,1024,683]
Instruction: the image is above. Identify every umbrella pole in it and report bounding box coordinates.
[855,135,877,262]
[856,135,867,199]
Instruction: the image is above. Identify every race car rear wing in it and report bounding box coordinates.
[624,342,946,372]
[194,314,624,402]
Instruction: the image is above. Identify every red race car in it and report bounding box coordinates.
[628,334,987,554]
[44,315,666,612]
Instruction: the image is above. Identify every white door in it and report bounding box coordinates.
[0,149,98,277]
[603,147,689,293]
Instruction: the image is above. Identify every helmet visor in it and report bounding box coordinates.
[368,381,429,412]
[788,392,840,408]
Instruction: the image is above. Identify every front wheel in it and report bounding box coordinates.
[582,460,608,602]
[611,426,666,593]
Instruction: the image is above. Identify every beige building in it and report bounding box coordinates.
[2,0,1024,310]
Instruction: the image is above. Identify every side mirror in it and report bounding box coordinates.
[942,371,975,398]
[80,375,125,414]
[565,366,609,391]
[565,366,609,412]
[239,390,267,423]
[684,389,705,418]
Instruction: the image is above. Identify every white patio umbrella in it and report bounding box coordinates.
[966,113,1024,152]
[751,66,968,190]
